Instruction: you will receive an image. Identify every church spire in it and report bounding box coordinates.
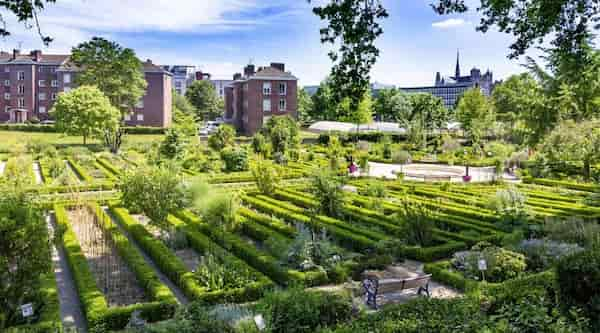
[455,49,461,78]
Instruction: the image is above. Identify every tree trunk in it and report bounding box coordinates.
[584,159,591,181]
[83,135,87,145]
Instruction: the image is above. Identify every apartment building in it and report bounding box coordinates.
[224,63,297,135]
[162,65,195,95]
[0,49,172,127]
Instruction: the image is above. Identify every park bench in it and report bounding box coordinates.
[403,173,452,182]
[362,274,432,309]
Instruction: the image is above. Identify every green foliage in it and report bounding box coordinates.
[159,127,187,160]
[220,147,249,172]
[456,88,495,147]
[120,165,187,229]
[454,242,527,283]
[172,91,197,117]
[0,187,51,328]
[487,187,529,229]
[208,125,235,151]
[251,158,279,195]
[256,287,353,333]
[263,116,299,155]
[185,80,221,120]
[51,85,121,145]
[337,92,373,125]
[557,248,600,328]
[373,87,411,122]
[396,201,436,247]
[194,254,255,291]
[310,170,345,218]
[197,190,240,232]
[136,301,235,333]
[251,132,267,155]
[297,88,314,123]
[310,0,388,111]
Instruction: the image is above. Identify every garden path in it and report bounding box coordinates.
[0,161,5,176]
[102,207,190,305]
[366,162,521,183]
[32,161,43,184]
[47,213,87,332]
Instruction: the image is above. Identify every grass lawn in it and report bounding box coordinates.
[0,130,164,152]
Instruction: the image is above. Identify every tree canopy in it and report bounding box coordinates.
[373,88,411,122]
[185,80,221,121]
[0,0,56,45]
[456,88,495,147]
[51,85,121,145]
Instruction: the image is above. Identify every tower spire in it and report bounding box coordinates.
[455,49,461,78]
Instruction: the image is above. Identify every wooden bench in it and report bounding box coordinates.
[362,274,432,309]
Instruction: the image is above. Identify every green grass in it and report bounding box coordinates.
[0,131,164,151]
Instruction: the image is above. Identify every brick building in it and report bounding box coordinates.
[0,49,172,127]
[224,63,298,135]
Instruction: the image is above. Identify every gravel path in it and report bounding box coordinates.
[365,162,519,183]
[47,213,87,333]
[33,162,43,184]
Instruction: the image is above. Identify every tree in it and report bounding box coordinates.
[373,88,411,122]
[0,0,56,45]
[185,80,220,120]
[455,88,495,147]
[120,165,187,231]
[70,37,147,153]
[432,0,600,62]
[310,170,345,218]
[297,88,314,123]
[173,91,197,116]
[310,0,389,110]
[406,93,449,149]
[311,79,336,120]
[0,186,51,328]
[396,201,436,247]
[208,125,235,151]
[159,127,187,160]
[492,73,542,124]
[251,158,280,195]
[51,85,120,144]
[539,119,600,180]
[264,116,300,155]
[338,91,373,125]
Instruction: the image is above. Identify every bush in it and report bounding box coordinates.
[251,158,279,194]
[487,186,529,229]
[517,239,583,272]
[310,170,345,218]
[220,147,249,172]
[395,201,436,247]
[557,248,600,326]
[452,242,526,283]
[256,288,353,333]
[208,125,235,150]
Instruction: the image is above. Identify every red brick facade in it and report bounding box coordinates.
[0,50,172,127]
[224,63,298,135]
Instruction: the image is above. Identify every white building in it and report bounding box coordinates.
[211,79,234,99]
[162,65,196,95]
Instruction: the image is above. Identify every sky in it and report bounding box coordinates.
[0,0,549,87]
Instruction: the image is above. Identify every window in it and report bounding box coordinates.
[51,80,58,87]
[64,87,71,93]
[279,98,286,111]
[243,83,248,92]
[17,98,24,108]
[39,106,46,114]
[63,73,71,84]
[4,80,9,87]
[4,67,9,73]
[243,100,248,109]
[38,80,46,87]
[4,93,9,100]
[136,114,144,121]
[279,82,286,95]
[4,106,10,113]
[262,99,271,112]
[263,82,271,95]
[135,99,144,108]
[39,93,46,101]
[124,113,131,121]
[51,93,57,100]
[38,67,43,73]
[175,81,182,88]
[17,71,25,80]
[17,85,25,95]
[51,67,56,73]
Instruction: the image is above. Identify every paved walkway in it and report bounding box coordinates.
[47,214,87,332]
[33,162,43,184]
[366,162,520,183]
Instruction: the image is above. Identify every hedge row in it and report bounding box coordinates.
[55,203,177,331]
[401,241,467,262]
[96,157,122,176]
[31,182,115,194]
[0,123,166,134]
[522,177,600,193]
[67,158,94,183]
[172,209,328,287]
[238,206,297,238]
[207,171,305,184]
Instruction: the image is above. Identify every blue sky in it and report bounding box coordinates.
[1,0,545,86]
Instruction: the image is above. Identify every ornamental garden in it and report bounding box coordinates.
[1,113,600,333]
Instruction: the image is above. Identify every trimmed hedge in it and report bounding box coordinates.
[54,203,177,331]
[0,124,166,134]
[67,158,94,183]
[522,177,600,193]
[172,209,329,287]
[96,157,121,176]
[238,206,297,238]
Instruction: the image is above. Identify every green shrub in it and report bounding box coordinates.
[208,125,235,151]
[256,288,353,333]
[220,147,249,172]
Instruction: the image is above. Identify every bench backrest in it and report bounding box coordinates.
[376,274,431,294]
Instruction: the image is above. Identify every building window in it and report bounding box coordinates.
[51,93,57,100]
[279,83,286,95]
[243,100,248,110]
[39,93,46,101]
[17,85,24,95]
[243,83,248,91]
[51,67,56,73]
[38,80,46,87]
[262,82,271,95]
[39,106,46,113]
[4,106,10,112]
[63,73,71,84]
[262,99,271,112]
[4,80,9,86]
[136,114,144,121]
[17,98,24,108]
[4,67,9,73]
[135,99,144,108]
[124,113,131,121]
[38,67,44,73]
[17,71,25,80]
[4,93,9,100]
[279,98,286,111]
[51,80,58,87]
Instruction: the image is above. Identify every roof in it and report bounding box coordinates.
[0,51,69,65]
[308,121,407,134]
[249,66,297,81]
[56,57,171,75]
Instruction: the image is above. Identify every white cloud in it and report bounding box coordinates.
[431,18,469,29]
